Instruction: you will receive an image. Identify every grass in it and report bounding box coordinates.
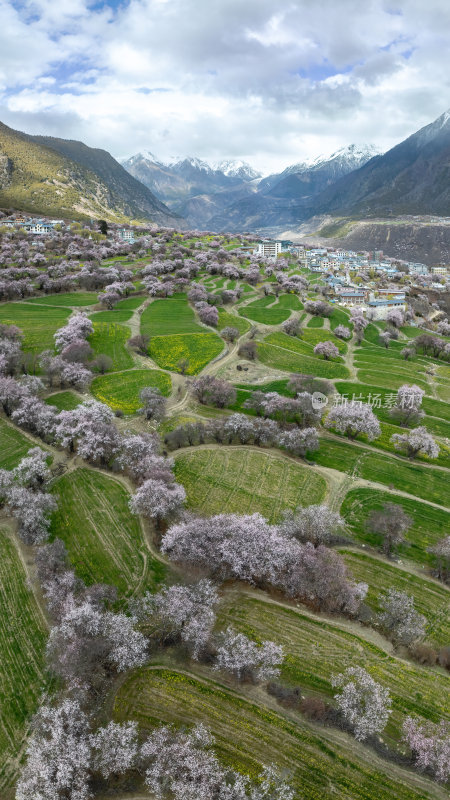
[312,437,448,508]
[239,296,291,325]
[217,309,251,335]
[49,468,165,596]
[114,666,444,800]
[0,529,49,797]
[0,419,36,469]
[340,488,450,565]
[334,382,450,429]
[0,302,71,355]
[45,390,82,411]
[89,321,134,371]
[278,294,304,309]
[149,333,224,374]
[306,316,324,328]
[91,295,143,324]
[174,447,327,522]
[25,292,98,307]
[218,594,450,748]
[258,333,349,378]
[266,330,346,354]
[339,550,450,646]
[91,368,172,414]
[330,307,353,329]
[140,293,206,336]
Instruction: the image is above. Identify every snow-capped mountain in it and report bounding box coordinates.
[214,159,262,181]
[122,152,261,209]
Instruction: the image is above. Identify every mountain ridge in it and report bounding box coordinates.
[0,122,180,225]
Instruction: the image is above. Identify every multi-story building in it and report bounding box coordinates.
[408,263,429,275]
[431,266,448,276]
[118,229,135,243]
[256,241,282,259]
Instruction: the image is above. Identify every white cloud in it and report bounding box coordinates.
[0,0,449,172]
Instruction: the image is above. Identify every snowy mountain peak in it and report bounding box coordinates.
[169,156,214,173]
[214,159,262,180]
[308,143,381,168]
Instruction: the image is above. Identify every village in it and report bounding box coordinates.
[256,238,449,318]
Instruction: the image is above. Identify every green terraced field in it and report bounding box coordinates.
[313,437,448,508]
[218,594,450,747]
[334,382,450,430]
[174,447,327,522]
[45,390,82,411]
[50,468,165,595]
[89,321,134,371]
[91,368,171,413]
[0,302,71,354]
[140,293,206,336]
[91,295,143,324]
[0,419,35,469]
[306,315,324,328]
[239,296,291,325]
[278,294,304,309]
[340,488,450,564]
[340,550,450,645]
[25,292,98,307]
[217,309,251,335]
[149,332,224,374]
[0,529,49,798]
[114,667,444,800]
[258,334,349,378]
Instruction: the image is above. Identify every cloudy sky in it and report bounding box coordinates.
[1,0,449,173]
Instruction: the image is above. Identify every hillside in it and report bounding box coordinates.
[0,122,180,225]
[296,217,450,264]
[305,111,450,219]
[0,229,449,799]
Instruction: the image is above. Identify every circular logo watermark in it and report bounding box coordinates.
[312,391,329,411]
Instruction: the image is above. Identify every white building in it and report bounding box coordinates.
[256,241,282,259]
[431,266,448,276]
[118,229,135,243]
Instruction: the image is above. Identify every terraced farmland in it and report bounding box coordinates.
[0,302,71,354]
[25,292,98,307]
[239,296,292,325]
[0,419,36,469]
[89,321,134,370]
[149,332,224,374]
[45,390,82,411]
[141,293,224,373]
[217,594,450,746]
[174,447,327,521]
[258,334,350,378]
[340,550,450,646]
[312,437,448,507]
[114,667,445,800]
[0,529,48,798]
[217,308,251,334]
[91,368,171,413]
[140,293,205,336]
[340,487,450,564]
[50,468,166,595]
[91,295,143,324]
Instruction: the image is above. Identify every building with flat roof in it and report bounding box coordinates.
[256,241,282,259]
